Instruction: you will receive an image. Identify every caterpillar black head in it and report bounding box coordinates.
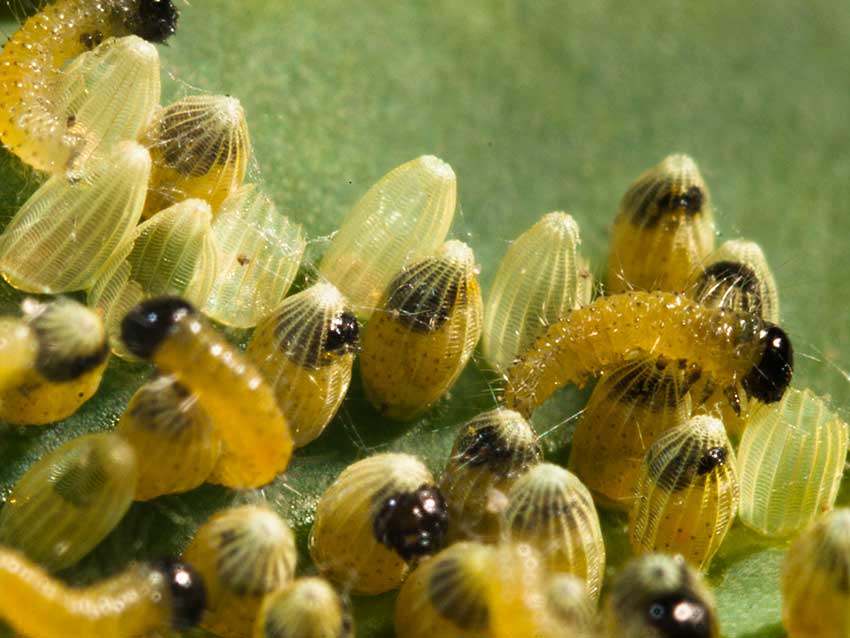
[373,485,448,561]
[126,0,180,43]
[153,558,207,629]
[743,324,793,403]
[121,296,195,359]
[645,593,713,638]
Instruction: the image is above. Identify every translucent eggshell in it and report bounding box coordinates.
[545,574,597,637]
[0,432,137,571]
[52,35,161,170]
[203,185,305,328]
[88,198,217,357]
[143,95,251,217]
[318,155,456,318]
[246,282,358,447]
[0,140,151,293]
[606,154,715,293]
[502,463,606,600]
[184,504,297,638]
[439,408,541,541]
[483,212,592,373]
[629,415,739,570]
[116,375,221,501]
[254,577,352,638]
[738,388,848,537]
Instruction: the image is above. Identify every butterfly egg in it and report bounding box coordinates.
[504,290,794,417]
[605,154,715,294]
[116,375,221,501]
[120,297,293,488]
[360,239,483,421]
[88,198,218,358]
[603,553,720,638]
[309,453,448,595]
[0,140,151,294]
[394,541,495,638]
[569,353,699,510]
[254,577,353,638]
[0,432,137,571]
[51,35,161,171]
[0,0,178,173]
[142,94,251,217]
[183,504,297,638]
[545,573,598,637]
[781,509,850,638]
[0,318,38,396]
[502,463,606,600]
[246,282,359,448]
[318,155,456,319]
[629,415,739,570]
[482,211,592,374]
[0,549,205,638]
[439,407,541,541]
[737,387,848,537]
[203,185,305,328]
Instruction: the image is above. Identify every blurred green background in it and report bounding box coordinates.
[1,1,849,636]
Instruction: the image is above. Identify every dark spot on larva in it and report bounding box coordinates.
[609,356,700,410]
[272,299,358,369]
[644,594,713,638]
[724,384,743,416]
[66,114,77,128]
[121,296,195,360]
[30,305,109,383]
[741,324,793,404]
[324,312,360,355]
[152,558,206,630]
[386,258,464,333]
[454,423,541,477]
[693,261,763,317]
[237,254,250,266]
[696,447,727,475]
[647,442,703,492]
[373,485,448,561]
[129,380,195,435]
[427,556,489,631]
[80,31,103,50]
[128,0,180,44]
[628,181,705,228]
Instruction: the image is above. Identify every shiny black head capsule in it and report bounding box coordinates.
[121,296,195,359]
[645,594,712,638]
[373,485,448,561]
[129,0,180,43]
[153,558,207,629]
[742,324,793,404]
[324,311,360,354]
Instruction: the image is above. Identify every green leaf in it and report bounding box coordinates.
[1,1,849,637]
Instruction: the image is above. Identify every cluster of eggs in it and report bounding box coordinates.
[0,1,847,638]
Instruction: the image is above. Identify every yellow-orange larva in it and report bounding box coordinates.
[439,407,541,541]
[502,463,606,600]
[629,415,739,570]
[603,553,720,638]
[504,290,793,418]
[183,504,297,638]
[0,0,177,173]
[781,509,850,638]
[0,549,205,638]
[120,297,293,488]
[738,387,848,537]
[483,211,592,373]
[309,453,448,595]
[0,297,109,425]
[360,240,483,421]
[254,577,353,638]
[246,282,359,448]
[318,155,456,319]
[568,353,699,509]
[116,375,221,501]
[142,94,251,217]
[606,154,715,293]
[0,432,136,571]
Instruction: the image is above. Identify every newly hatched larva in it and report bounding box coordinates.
[0,548,205,638]
[246,282,359,447]
[606,154,715,293]
[629,415,739,570]
[545,573,597,637]
[502,463,606,600]
[568,352,699,509]
[0,0,178,173]
[482,211,592,373]
[88,198,218,356]
[203,185,305,328]
[737,387,848,537]
[360,240,483,421]
[782,509,850,638]
[254,577,353,638]
[50,35,161,170]
[0,432,137,571]
[318,155,456,319]
[0,297,108,425]
[0,140,151,294]
[504,290,794,417]
[439,407,541,541]
[120,297,293,488]
[142,95,251,217]
[116,375,221,501]
[309,453,448,595]
[604,553,720,638]
[183,505,297,638]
